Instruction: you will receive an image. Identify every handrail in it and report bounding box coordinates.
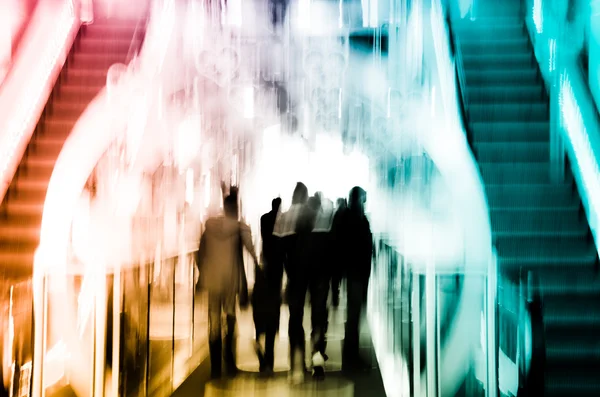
[0,1,80,208]
[453,36,469,115]
[126,17,144,65]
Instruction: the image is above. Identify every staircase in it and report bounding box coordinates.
[0,15,146,282]
[452,0,600,395]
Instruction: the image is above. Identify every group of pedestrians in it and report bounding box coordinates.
[196,181,373,384]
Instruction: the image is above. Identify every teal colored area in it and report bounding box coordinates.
[523,0,600,259]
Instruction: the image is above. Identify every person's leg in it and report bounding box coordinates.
[342,278,363,370]
[223,289,238,376]
[208,292,223,378]
[287,275,308,380]
[331,273,341,307]
[309,273,331,379]
[264,260,283,372]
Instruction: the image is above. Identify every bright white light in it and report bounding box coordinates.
[0,4,75,203]
[243,86,254,119]
[227,0,242,26]
[369,0,378,27]
[186,168,194,205]
[176,115,202,169]
[298,0,312,31]
[549,39,556,72]
[204,172,211,209]
[559,74,600,241]
[533,0,543,34]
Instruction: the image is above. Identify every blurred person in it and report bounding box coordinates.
[268,0,290,33]
[253,197,284,375]
[333,186,373,372]
[273,182,309,383]
[330,197,347,308]
[197,194,259,379]
[303,194,336,380]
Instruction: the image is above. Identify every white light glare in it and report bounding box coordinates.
[243,86,254,119]
[186,168,194,205]
[533,0,543,34]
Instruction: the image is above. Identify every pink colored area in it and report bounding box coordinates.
[0,0,39,85]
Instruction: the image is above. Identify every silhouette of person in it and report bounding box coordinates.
[197,194,258,378]
[253,197,284,374]
[333,186,373,371]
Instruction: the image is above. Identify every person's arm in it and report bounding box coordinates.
[240,222,259,265]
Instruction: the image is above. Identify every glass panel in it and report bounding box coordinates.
[172,253,195,389]
[147,257,175,396]
[118,265,151,397]
[435,273,487,397]
[45,272,94,397]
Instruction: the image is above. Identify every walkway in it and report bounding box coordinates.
[172,299,387,397]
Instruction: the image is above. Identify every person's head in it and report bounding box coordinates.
[291,182,308,205]
[336,198,347,209]
[348,186,366,213]
[272,197,282,212]
[223,195,239,219]
[308,195,321,211]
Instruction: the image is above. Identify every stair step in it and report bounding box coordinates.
[471,121,549,143]
[474,142,549,163]
[4,202,44,215]
[469,103,548,122]
[465,68,539,85]
[71,53,129,69]
[480,162,556,184]
[498,243,597,267]
[491,206,586,233]
[495,236,592,260]
[30,139,65,157]
[544,370,600,397]
[78,38,138,54]
[454,23,525,39]
[83,24,139,39]
[8,180,48,202]
[486,184,577,209]
[17,158,56,179]
[459,37,529,54]
[56,85,102,102]
[0,226,39,240]
[543,295,600,327]
[463,53,533,70]
[538,272,600,297]
[546,335,600,365]
[0,238,39,251]
[43,118,77,133]
[62,71,108,86]
[49,101,88,118]
[0,252,35,278]
[468,85,544,103]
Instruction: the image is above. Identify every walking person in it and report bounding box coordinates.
[273,182,310,384]
[333,187,373,372]
[197,194,259,379]
[253,197,284,375]
[330,197,347,308]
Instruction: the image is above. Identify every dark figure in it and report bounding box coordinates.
[333,187,373,371]
[269,0,289,30]
[253,197,284,375]
[285,193,333,381]
[197,195,258,379]
[273,182,310,383]
[331,198,347,307]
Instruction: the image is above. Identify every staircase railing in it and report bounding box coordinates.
[453,36,468,116]
[523,0,600,259]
